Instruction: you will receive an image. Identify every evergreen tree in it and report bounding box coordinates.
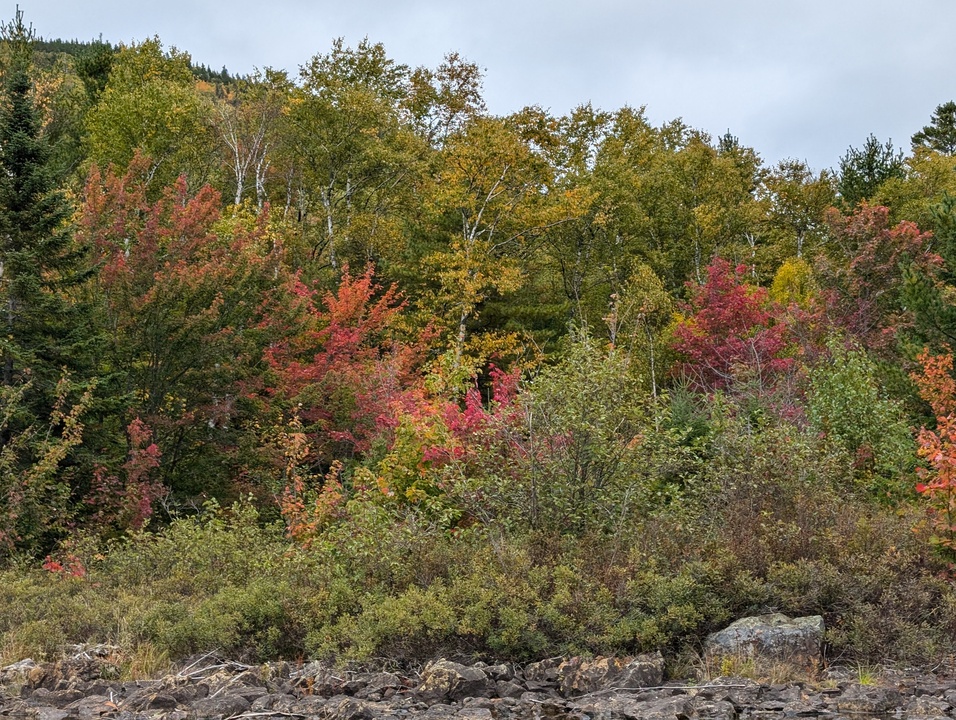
[836,134,905,209]
[0,9,86,399]
[912,101,956,155]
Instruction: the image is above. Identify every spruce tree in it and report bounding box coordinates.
[0,9,85,402]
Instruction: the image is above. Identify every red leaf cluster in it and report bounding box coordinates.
[672,257,793,392]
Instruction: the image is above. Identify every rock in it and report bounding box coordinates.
[0,658,37,685]
[422,703,459,719]
[904,693,952,716]
[293,694,332,715]
[572,693,693,720]
[538,698,572,718]
[168,679,210,704]
[558,656,621,696]
[191,692,252,718]
[325,695,382,720]
[353,670,405,699]
[34,709,72,720]
[47,688,86,706]
[456,708,494,720]
[496,679,525,698]
[704,614,824,671]
[15,655,956,720]
[251,692,298,712]
[557,654,664,696]
[295,661,348,697]
[833,685,901,715]
[483,663,513,681]
[618,653,666,690]
[417,659,494,703]
[523,658,561,689]
[143,692,179,710]
[690,698,737,720]
[23,658,119,693]
[64,694,117,718]
[693,677,762,707]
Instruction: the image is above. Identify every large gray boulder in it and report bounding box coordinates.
[704,613,824,671]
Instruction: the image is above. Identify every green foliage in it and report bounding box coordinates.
[72,42,115,101]
[912,101,956,155]
[0,377,94,559]
[443,329,658,535]
[0,10,89,399]
[3,17,956,672]
[837,134,905,209]
[0,478,951,668]
[604,264,674,397]
[757,159,834,262]
[286,38,425,274]
[807,341,914,496]
[84,38,216,191]
[903,193,956,349]
[519,331,652,532]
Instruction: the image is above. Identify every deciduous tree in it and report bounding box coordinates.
[672,257,792,394]
[85,38,216,191]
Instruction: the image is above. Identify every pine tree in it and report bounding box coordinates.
[836,134,905,209]
[912,101,956,155]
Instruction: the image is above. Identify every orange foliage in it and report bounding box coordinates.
[913,348,956,555]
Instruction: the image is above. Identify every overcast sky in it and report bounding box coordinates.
[19,0,956,172]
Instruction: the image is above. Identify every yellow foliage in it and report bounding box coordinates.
[770,257,817,308]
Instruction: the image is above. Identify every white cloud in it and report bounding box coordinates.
[22,0,956,170]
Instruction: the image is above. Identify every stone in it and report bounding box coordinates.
[523,658,561,688]
[416,659,494,703]
[572,693,693,720]
[144,693,179,710]
[558,656,622,696]
[34,709,72,720]
[68,695,124,719]
[690,698,737,720]
[294,660,348,697]
[617,653,666,690]
[1,658,37,687]
[704,614,824,671]
[456,708,494,720]
[354,671,405,699]
[483,663,512,681]
[191,692,252,718]
[18,655,956,720]
[557,653,665,697]
[251,692,298,711]
[496,679,525,699]
[693,677,762,707]
[47,688,86,706]
[422,702,459,719]
[833,685,901,715]
[325,695,381,720]
[904,694,952,716]
[292,694,332,714]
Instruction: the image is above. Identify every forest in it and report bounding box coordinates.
[3,9,956,673]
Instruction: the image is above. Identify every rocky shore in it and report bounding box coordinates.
[2,649,955,720]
